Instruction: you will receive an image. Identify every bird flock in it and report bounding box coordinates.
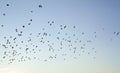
[0,2,120,64]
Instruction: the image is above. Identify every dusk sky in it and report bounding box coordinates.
[0,0,120,73]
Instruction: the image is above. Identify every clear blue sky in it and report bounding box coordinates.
[0,0,120,73]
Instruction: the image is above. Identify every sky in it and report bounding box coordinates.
[0,0,120,73]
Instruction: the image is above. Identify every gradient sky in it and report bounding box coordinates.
[0,0,120,73]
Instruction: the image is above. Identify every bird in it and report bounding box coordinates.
[28,23,31,25]
[117,32,120,35]
[22,25,25,28]
[38,4,42,8]
[30,10,33,13]
[1,25,4,27]
[73,26,75,28]
[30,19,32,21]
[6,4,10,6]
[15,29,18,32]
[3,13,6,16]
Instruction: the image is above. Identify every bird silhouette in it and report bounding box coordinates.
[38,5,42,8]
[6,4,10,6]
